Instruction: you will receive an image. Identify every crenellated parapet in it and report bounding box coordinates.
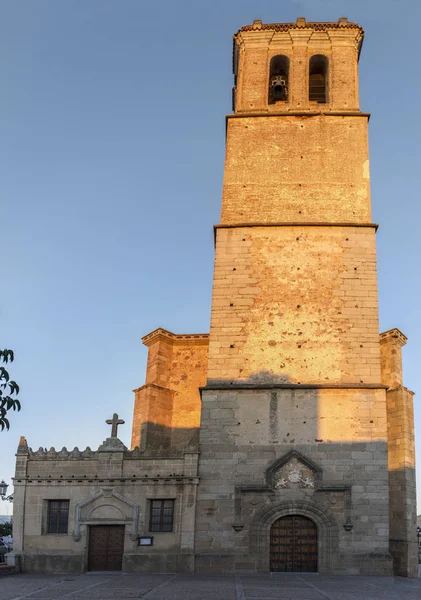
[27,446,96,460]
[15,435,200,482]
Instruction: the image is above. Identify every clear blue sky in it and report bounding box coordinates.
[1,0,420,517]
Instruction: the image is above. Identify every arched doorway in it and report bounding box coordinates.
[270,515,318,572]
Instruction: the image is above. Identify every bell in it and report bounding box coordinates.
[271,76,287,100]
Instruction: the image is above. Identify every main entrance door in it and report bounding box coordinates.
[270,515,317,572]
[88,525,125,571]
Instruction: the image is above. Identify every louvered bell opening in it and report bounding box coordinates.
[309,55,328,104]
[309,73,326,103]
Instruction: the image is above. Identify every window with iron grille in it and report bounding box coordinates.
[47,500,69,534]
[149,499,174,532]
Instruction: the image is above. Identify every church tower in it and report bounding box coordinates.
[196,18,417,576]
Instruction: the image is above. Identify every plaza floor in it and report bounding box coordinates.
[1,573,421,600]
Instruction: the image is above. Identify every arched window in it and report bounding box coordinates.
[269,55,290,104]
[309,55,328,103]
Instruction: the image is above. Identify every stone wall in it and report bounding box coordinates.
[208,225,380,385]
[196,386,392,575]
[380,329,418,577]
[221,115,370,225]
[131,329,208,450]
[13,439,199,574]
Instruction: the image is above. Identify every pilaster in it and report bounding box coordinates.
[380,328,407,388]
[12,436,29,553]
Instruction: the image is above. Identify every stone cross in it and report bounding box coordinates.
[106,413,125,438]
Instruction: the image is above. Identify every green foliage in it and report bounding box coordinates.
[0,522,12,537]
[0,349,20,431]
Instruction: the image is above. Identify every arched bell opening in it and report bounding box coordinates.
[270,514,318,573]
[309,54,328,103]
[268,55,290,104]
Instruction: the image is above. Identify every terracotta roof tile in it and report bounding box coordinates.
[237,20,364,35]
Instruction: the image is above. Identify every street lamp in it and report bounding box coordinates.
[0,480,13,502]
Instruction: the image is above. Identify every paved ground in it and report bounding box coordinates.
[1,573,421,600]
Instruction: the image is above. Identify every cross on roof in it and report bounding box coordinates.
[106,413,125,438]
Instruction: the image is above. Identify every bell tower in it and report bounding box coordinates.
[196,18,417,577]
[233,16,362,114]
[208,16,373,386]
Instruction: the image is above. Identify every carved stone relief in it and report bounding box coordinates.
[273,456,315,490]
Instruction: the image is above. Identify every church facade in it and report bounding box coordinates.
[12,18,417,577]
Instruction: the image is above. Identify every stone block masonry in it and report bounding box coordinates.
[131,329,209,451]
[208,225,380,385]
[221,115,371,225]
[13,438,199,574]
[196,386,393,575]
[12,17,416,578]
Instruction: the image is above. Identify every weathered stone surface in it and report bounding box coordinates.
[11,17,416,579]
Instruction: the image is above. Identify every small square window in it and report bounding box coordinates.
[149,499,174,532]
[47,500,69,534]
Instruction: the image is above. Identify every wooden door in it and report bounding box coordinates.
[88,525,125,571]
[270,515,317,572]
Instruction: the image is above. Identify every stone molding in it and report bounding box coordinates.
[265,449,322,488]
[248,498,340,572]
[235,18,364,56]
[227,112,371,119]
[202,382,387,393]
[141,328,209,347]
[380,328,407,348]
[214,221,378,230]
[73,488,139,542]
[233,449,353,533]
[14,476,199,485]
[233,484,353,530]
[238,18,363,34]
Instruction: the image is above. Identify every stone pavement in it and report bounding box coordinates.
[1,573,421,600]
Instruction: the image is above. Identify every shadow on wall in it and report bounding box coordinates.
[194,369,417,577]
[138,422,199,453]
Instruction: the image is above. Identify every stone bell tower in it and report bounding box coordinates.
[195,18,417,576]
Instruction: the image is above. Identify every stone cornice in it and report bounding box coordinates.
[385,385,415,396]
[380,328,407,347]
[237,18,363,35]
[202,382,388,393]
[227,111,370,119]
[215,222,378,230]
[234,18,364,56]
[132,382,173,394]
[13,476,199,485]
[214,223,378,244]
[141,327,209,347]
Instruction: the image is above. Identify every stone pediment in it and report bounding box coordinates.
[266,449,321,490]
[74,488,139,541]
